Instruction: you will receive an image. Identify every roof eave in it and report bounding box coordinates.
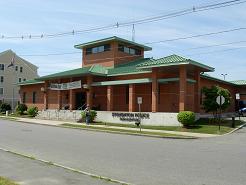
[74,36,152,51]
[137,61,214,72]
[18,81,44,86]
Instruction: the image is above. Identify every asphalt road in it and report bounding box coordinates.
[0,119,245,185]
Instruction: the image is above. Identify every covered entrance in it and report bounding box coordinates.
[75,92,86,110]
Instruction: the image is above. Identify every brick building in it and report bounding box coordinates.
[19,36,246,124]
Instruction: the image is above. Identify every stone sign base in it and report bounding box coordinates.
[96,111,181,126]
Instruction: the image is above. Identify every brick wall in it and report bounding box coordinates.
[20,83,44,110]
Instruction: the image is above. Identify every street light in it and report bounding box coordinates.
[221,73,228,81]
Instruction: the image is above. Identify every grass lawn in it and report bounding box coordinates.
[0,177,18,185]
[62,123,193,138]
[71,118,245,135]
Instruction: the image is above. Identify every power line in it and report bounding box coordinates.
[18,28,246,57]
[185,40,246,50]
[145,27,246,44]
[186,45,246,56]
[1,0,245,40]
[120,0,246,26]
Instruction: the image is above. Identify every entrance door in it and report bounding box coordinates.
[75,92,86,110]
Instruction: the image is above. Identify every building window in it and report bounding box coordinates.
[23,92,26,104]
[0,76,3,83]
[0,88,3,95]
[0,64,4,71]
[19,78,21,82]
[32,92,36,104]
[85,44,111,55]
[15,66,18,71]
[118,44,141,55]
[20,67,23,73]
[23,78,26,81]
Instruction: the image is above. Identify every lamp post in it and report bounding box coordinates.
[221,73,227,81]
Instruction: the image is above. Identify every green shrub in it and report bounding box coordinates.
[15,104,27,115]
[177,111,195,127]
[27,107,39,117]
[0,103,11,113]
[81,110,97,122]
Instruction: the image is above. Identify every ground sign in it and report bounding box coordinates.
[216,95,225,106]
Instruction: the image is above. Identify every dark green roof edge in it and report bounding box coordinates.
[200,74,245,86]
[229,80,246,86]
[37,65,109,81]
[74,36,152,51]
[18,79,44,86]
[137,54,214,72]
[187,59,214,72]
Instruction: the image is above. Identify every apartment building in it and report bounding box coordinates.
[0,50,38,109]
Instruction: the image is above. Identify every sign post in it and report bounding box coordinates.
[137,97,142,132]
[236,93,240,120]
[216,95,225,131]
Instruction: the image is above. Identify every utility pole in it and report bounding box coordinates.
[132,24,135,42]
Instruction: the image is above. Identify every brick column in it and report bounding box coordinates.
[69,78,74,111]
[57,91,62,110]
[194,70,201,113]
[129,84,136,112]
[152,68,159,112]
[57,80,62,110]
[86,75,93,107]
[44,81,48,110]
[179,65,187,112]
[69,89,74,111]
[107,85,114,111]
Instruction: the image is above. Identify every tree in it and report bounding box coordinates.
[202,86,231,117]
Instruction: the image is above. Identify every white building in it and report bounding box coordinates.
[0,50,38,109]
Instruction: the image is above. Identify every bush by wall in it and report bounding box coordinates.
[177,111,195,127]
[81,110,97,122]
[0,103,11,113]
[27,106,39,117]
[15,104,28,115]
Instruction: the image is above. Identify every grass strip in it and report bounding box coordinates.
[0,177,19,185]
[75,119,245,135]
[0,116,18,121]
[61,123,194,138]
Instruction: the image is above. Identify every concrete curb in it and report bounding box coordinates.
[0,147,132,185]
[223,122,246,136]
[0,116,197,139]
[61,125,197,139]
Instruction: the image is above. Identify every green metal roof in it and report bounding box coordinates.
[137,54,214,72]
[18,79,44,86]
[107,58,152,76]
[74,36,152,51]
[230,80,246,86]
[37,65,108,80]
[201,73,246,86]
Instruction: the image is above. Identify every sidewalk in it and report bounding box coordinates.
[0,149,118,185]
[0,116,220,138]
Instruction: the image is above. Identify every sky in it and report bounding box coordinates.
[0,0,245,81]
